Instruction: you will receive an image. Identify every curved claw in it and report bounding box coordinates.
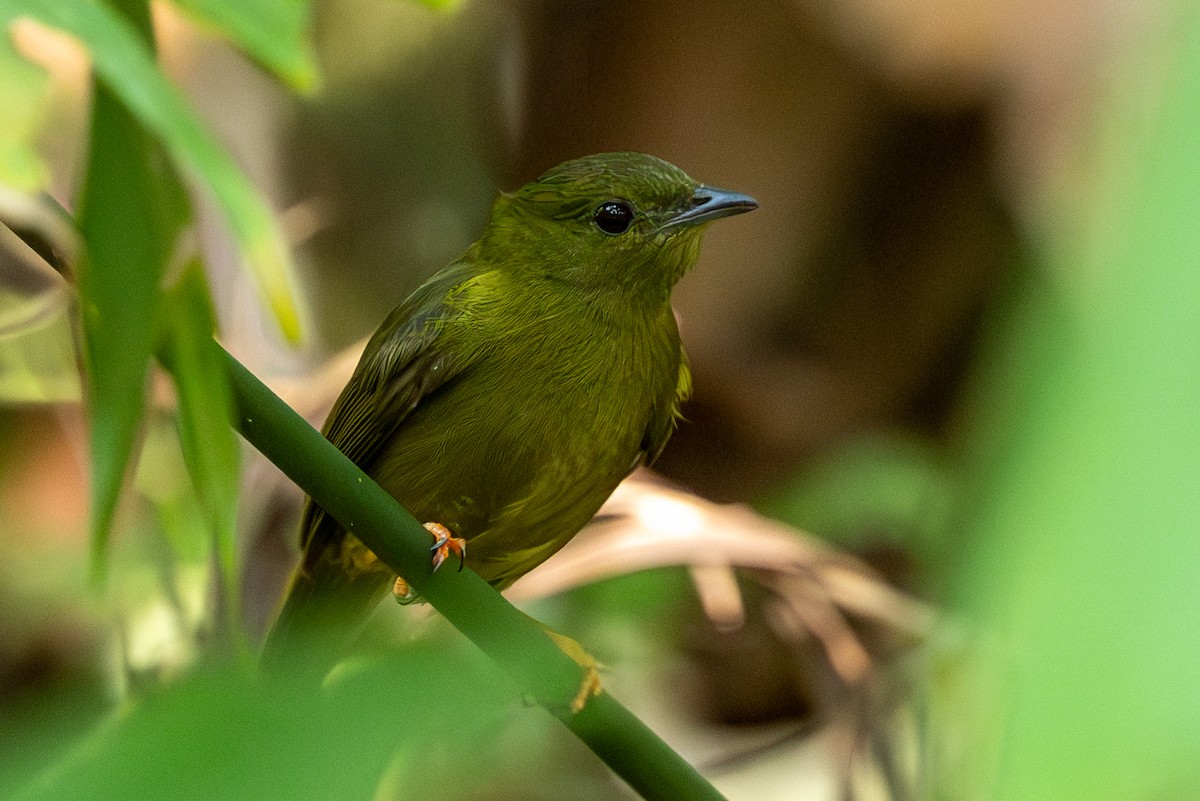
[423,522,466,572]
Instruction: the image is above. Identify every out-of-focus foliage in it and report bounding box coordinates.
[8,646,518,801]
[2,0,304,343]
[1,0,318,786]
[76,32,192,580]
[951,2,1200,797]
[159,261,242,641]
[759,434,954,589]
[0,0,314,578]
[170,0,319,91]
[0,25,78,404]
[0,32,51,192]
[0,221,78,402]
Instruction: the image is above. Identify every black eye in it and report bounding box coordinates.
[593,201,634,235]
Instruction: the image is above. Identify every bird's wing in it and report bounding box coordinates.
[640,347,693,466]
[299,263,476,551]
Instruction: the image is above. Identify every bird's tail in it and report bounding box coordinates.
[259,539,391,680]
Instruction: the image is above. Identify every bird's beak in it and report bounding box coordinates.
[662,185,758,230]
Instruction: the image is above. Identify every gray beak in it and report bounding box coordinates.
[663,185,758,229]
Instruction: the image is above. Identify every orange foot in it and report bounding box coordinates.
[425,522,466,572]
[392,574,417,603]
[391,522,467,602]
[542,628,604,714]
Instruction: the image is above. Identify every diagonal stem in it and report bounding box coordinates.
[208,344,729,801]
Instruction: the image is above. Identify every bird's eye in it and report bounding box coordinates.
[593,201,634,235]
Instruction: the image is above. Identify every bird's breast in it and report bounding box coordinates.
[484,312,676,462]
[367,296,682,588]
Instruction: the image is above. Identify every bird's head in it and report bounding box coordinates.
[479,152,757,302]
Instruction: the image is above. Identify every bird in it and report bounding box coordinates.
[261,152,756,687]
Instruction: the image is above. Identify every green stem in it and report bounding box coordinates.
[212,346,728,801]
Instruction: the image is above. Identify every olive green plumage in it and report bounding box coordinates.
[262,152,755,670]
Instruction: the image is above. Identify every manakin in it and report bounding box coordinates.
[262,152,756,678]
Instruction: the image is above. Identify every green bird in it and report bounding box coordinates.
[262,152,756,678]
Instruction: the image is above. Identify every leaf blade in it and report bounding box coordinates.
[159,259,243,645]
[0,28,51,192]
[169,0,319,92]
[3,0,304,342]
[76,53,190,579]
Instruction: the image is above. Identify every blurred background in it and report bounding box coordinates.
[2,0,1199,799]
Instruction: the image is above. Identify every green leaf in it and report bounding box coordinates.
[10,653,512,801]
[159,260,242,644]
[956,1,1200,797]
[758,434,953,564]
[134,413,212,565]
[2,0,304,342]
[75,0,192,582]
[0,28,51,192]
[0,222,80,402]
[168,0,319,92]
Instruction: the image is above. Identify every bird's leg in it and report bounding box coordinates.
[392,575,416,603]
[425,521,466,572]
[391,522,467,603]
[526,614,603,714]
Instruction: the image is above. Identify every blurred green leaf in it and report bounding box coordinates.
[1,0,304,342]
[11,652,514,801]
[159,260,242,641]
[169,0,319,92]
[74,0,191,580]
[957,1,1200,798]
[758,434,952,566]
[0,222,80,402]
[0,301,79,401]
[0,30,51,192]
[135,413,212,565]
